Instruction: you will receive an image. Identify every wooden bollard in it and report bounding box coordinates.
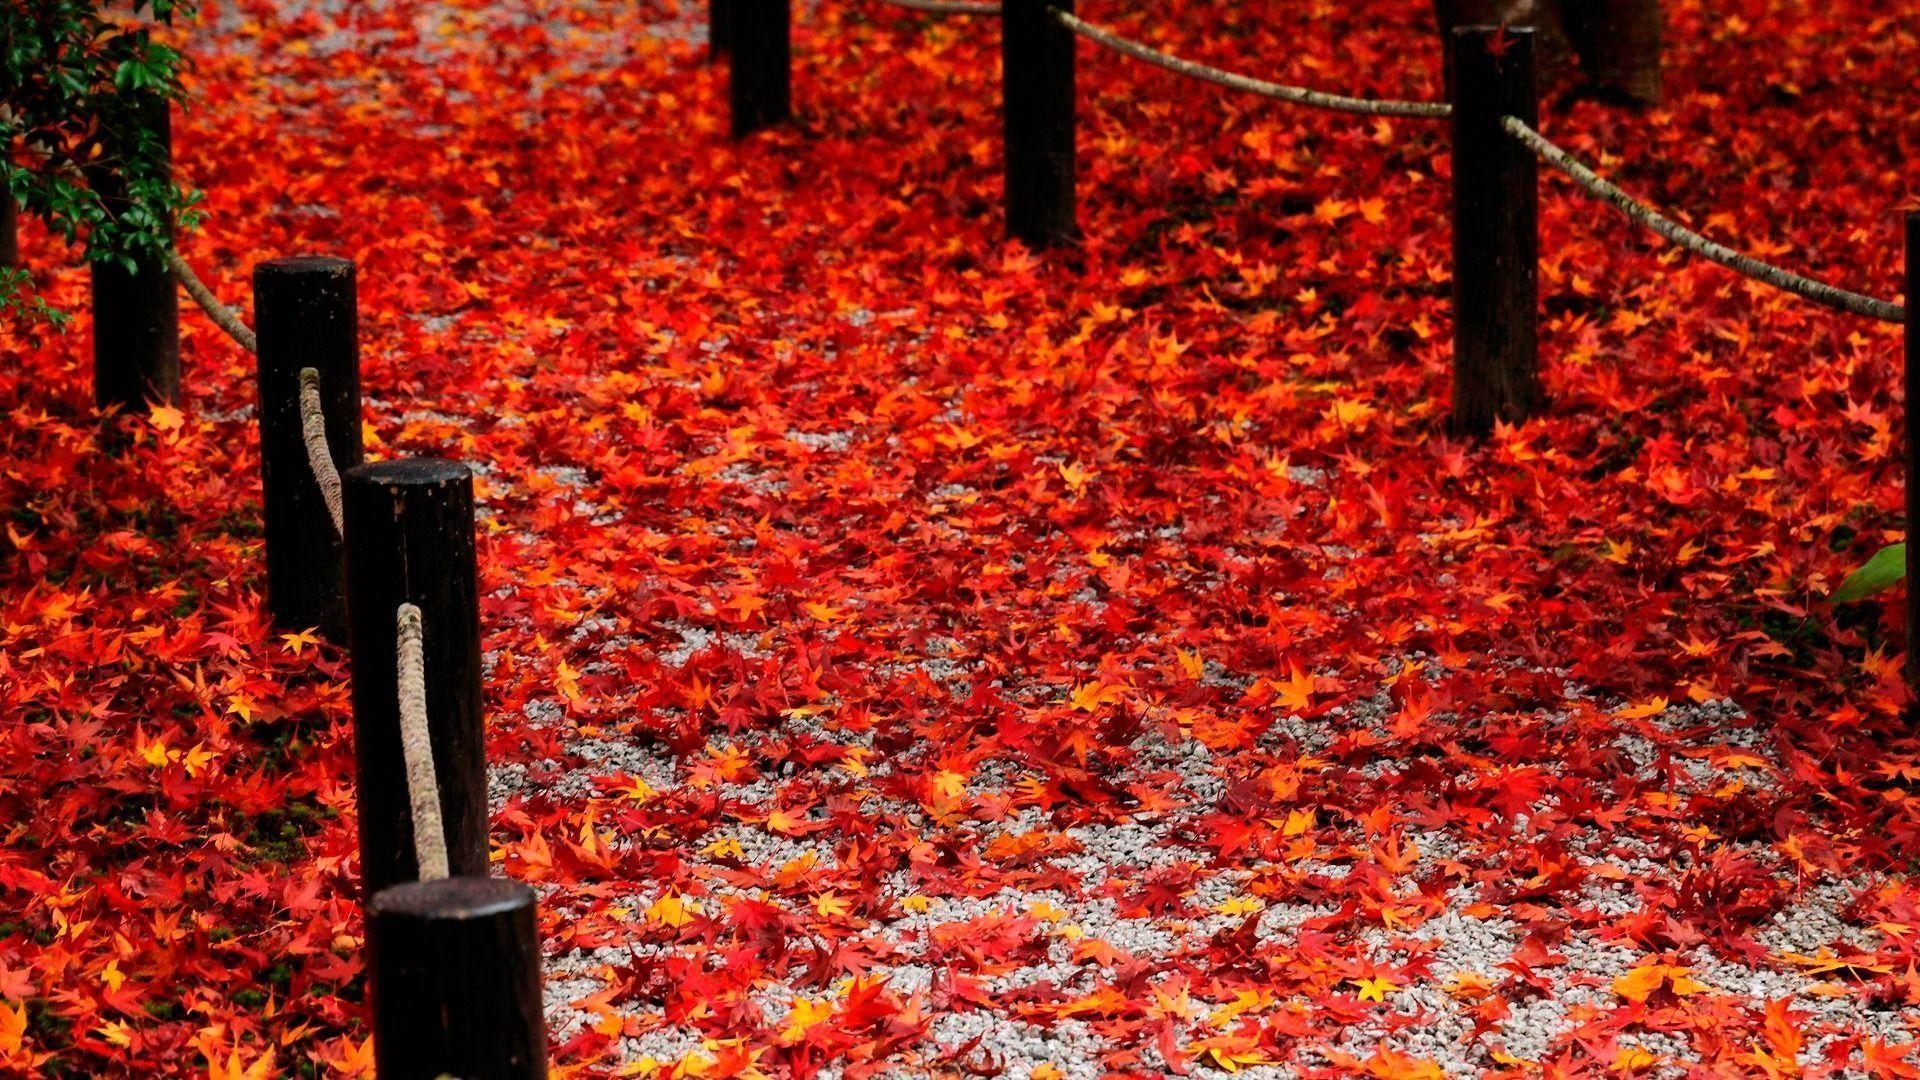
[369,877,548,1080]
[90,95,180,412]
[255,257,362,642]
[1449,25,1540,438]
[710,0,733,60]
[730,0,790,137]
[343,459,489,896]
[1,195,16,270]
[1906,212,1918,692]
[1003,0,1077,247]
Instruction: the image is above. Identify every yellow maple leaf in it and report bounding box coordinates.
[1197,1045,1276,1073]
[0,999,26,1057]
[1215,896,1264,917]
[1329,398,1376,428]
[646,893,699,928]
[1354,976,1396,1002]
[778,997,834,1045]
[1275,666,1315,714]
[930,770,967,804]
[141,738,175,768]
[1069,681,1121,712]
[207,1047,276,1080]
[1442,971,1495,1002]
[1612,964,1667,1003]
[1616,697,1670,720]
[279,630,320,656]
[1614,962,1706,1003]
[97,1020,134,1048]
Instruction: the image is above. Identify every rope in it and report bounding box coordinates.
[1502,116,1905,324]
[1052,9,1452,120]
[871,0,1000,13]
[395,603,450,882]
[299,367,346,538]
[165,249,259,353]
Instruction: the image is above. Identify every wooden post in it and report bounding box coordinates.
[1906,212,1918,693]
[255,257,361,643]
[343,459,489,897]
[1002,0,1076,247]
[90,96,180,412]
[369,877,548,1080]
[1448,25,1540,438]
[730,0,790,137]
[710,0,733,60]
[1,194,16,270]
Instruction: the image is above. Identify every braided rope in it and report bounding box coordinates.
[395,603,450,882]
[298,368,346,538]
[166,249,259,353]
[1502,116,1904,323]
[1053,9,1452,120]
[872,0,1000,13]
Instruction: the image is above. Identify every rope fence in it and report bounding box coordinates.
[1053,9,1453,120]
[299,367,348,536]
[395,602,450,881]
[871,0,1001,15]
[167,248,258,353]
[163,258,448,881]
[1041,9,1903,323]
[1500,116,1904,323]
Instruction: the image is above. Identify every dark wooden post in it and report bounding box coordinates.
[90,96,180,412]
[710,0,733,59]
[255,257,361,642]
[730,0,790,137]
[1448,25,1540,438]
[1906,212,1918,693]
[369,877,548,1080]
[343,459,489,897]
[1003,0,1076,246]
[1,195,16,270]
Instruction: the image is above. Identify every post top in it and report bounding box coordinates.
[345,457,471,488]
[256,254,354,278]
[370,876,535,921]
[1451,23,1536,38]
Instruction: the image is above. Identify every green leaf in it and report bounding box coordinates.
[1833,543,1907,603]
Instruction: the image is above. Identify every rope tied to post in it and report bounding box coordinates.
[395,603,450,882]
[165,248,259,353]
[1052,9,1453,120]
[872,0,1000,14]
[1501,116,1905,324]
[298,368,347,538]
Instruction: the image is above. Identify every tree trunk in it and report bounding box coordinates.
[1561,0,1661,105]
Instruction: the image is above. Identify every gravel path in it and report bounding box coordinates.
[166,0,1920,1075]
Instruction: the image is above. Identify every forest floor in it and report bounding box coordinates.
[5,0,1920,1076]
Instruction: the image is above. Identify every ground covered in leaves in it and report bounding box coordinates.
[5,0,1920,1075]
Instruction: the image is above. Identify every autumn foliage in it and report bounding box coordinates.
[3,0,1920,1075]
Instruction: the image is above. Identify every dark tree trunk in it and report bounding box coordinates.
[1561,0,1661,105]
